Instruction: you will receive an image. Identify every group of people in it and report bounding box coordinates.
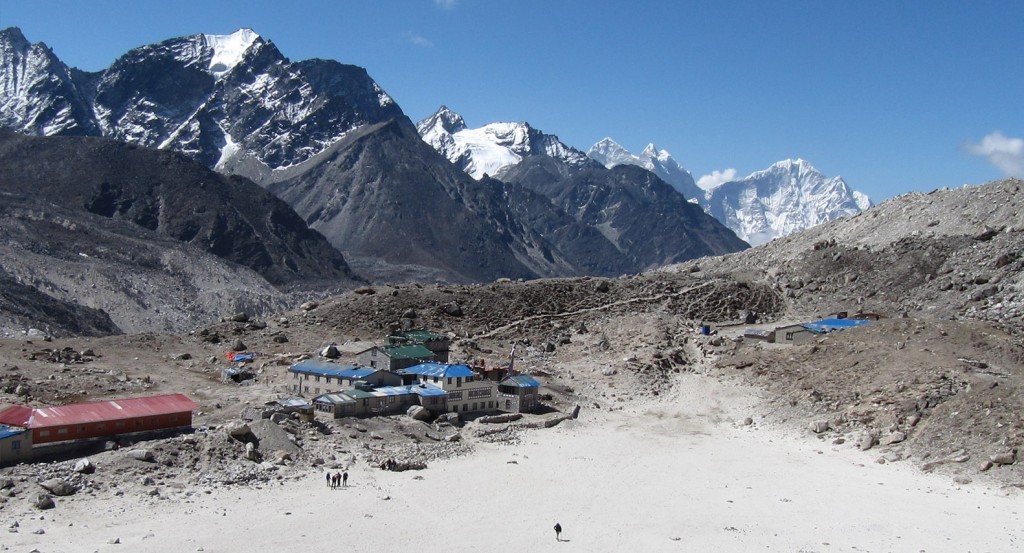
[326,470,348,489]
[379,458,400,471]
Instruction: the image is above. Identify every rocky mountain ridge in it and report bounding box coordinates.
[2,28,748,283]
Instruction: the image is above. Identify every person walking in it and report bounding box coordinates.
[554,522,562,542]
[342,471,349,487]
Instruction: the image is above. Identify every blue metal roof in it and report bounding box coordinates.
[400,362,474,378]
[289,361,376,380]
[802,318,871,333]
[501,375,540,387]
[375,383,447,397]
[0,425,25,440]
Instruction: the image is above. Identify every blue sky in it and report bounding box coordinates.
[2,0,1022,201]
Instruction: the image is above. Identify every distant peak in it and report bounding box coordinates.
[419,105,466,134]
[203,28,261,79]
[594,137,621,147]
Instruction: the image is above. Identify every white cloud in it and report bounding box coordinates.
[697,168,738,190]
[406,33,434,48]
[966,131,1024,177]
[434,0,457,9]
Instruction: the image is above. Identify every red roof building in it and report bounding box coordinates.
[0,404,33,427]
[27,393,199,445]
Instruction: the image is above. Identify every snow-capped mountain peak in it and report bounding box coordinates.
[704,158,873,246]
[417,106,590,179]
[588,137,637,168]
[416,105,466,136]
[587,138,701,200]
[203,28,260,79]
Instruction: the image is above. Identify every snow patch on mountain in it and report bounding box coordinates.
[204,29,259,79]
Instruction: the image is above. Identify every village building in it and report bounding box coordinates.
[288,361,402,395]
[313,383,447,418]
[0,404,33,428]
[400,362,498,414]
[0,425,30,466]
[774,323,820,344]
[776,317,872,344]
[265,398,315,422]
[27,393,199,446]
[357,344,436,372]
[387,329,451,362]
[496,374,541,413]
[743,328,776,343]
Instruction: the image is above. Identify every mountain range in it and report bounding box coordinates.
[587,138,873,245]
[1,26,748,286]
[415,106,873,246]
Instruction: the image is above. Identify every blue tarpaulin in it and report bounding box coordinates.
[802,318,870,333]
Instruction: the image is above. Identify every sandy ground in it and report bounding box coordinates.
[6,373,1021,553]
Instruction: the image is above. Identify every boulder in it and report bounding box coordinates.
[31,493,55,510]
[231,339,247,352]
[222,420,251,439]
[407,405,431,421]
[245,441,259,461]
[73,458,95,474]
[300,301,319,311]
[270,412,290,425]
[38,479,78,497]
[272,450,292,465]
[443,302,463,317]
[230,312,250,323]
[809,420,830,434]
[990,450,1017,466]
[435,412,460,426]
[320,344,340,359]
[881,431,906,445]
[856,432,877,451]
[127,449,155,462]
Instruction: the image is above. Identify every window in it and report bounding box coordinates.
[316,376,321,383]
[40,430,50,437]
[785,332,794,340]
[456,377,462,388]
[11,440,20,450]
[57,428,68,435]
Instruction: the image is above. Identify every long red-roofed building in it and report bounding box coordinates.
[21,394,198,445]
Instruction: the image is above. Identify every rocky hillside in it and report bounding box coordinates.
[0,131,363,335]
